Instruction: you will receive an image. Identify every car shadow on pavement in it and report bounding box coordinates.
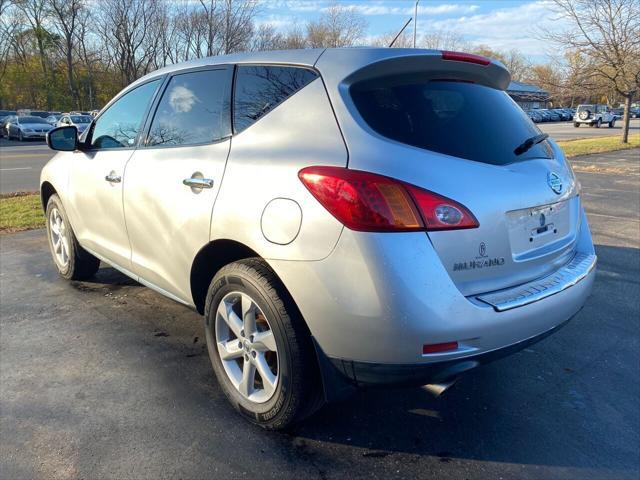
[5,232,636,477]
[285,243,639,471]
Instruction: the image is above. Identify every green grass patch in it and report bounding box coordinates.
[558,134,640,158]
[0,192,45,233]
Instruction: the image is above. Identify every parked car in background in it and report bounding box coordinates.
[0,115,16,137]
[532,109,549,121]
[0,112,17,136]
[573,104,616,128]
[610,108,623,119]
[526,110,542,123]
[6,115,53,140]
[0,110,17,119]
[45,114,62,125]
[42,48,596,429]
[56,114,92,134]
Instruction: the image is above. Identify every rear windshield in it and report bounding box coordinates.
[577,105,594,112]
[350,77,552,165]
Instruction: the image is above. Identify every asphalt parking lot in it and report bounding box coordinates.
[1,149,638,479]
[538,117,639,141]
[0,119,639,194]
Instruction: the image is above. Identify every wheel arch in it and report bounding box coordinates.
[40,181,57,212]
[191,239,272,315]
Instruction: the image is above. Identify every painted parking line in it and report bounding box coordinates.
[0,167,33,171]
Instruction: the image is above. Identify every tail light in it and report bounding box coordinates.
[298,166,479,232]
[442,51,491,66]
[423,341,459,354]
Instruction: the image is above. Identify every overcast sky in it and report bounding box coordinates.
[257,0,569,62]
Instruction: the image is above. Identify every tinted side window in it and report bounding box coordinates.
[147,69,230,147]
[233,65,318,133]
[90,79,161,149]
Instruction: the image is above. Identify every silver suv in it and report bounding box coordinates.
[574,104,616,128]
[42,49,596,429]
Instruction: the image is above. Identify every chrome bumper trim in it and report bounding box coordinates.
[477,252,597,312]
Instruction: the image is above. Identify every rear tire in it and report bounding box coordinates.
[204,259,323,430]
[45,194,100,280]
[609,119,615,128]
[595,119,602,128]
[573,122,580,128]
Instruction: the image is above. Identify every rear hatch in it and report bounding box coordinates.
[345,53,580,296]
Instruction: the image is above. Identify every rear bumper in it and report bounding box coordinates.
[324,314,574,388]
[271,207,595,367]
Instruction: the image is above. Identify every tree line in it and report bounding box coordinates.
[0,0,637,141]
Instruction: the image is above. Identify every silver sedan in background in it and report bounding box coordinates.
[6,115,53,141]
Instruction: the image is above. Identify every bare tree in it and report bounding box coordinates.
[14,0,54,109]
[220,0,256,54]
[371,30,413,48]
[250,24,284,51]
[542,0,640,143]
[280,25,308,49]
[75,7,101,109]
[421,31,469,52]
[96,0,163,86]
[472,46,531,82]
[49,0,83,108]
[0,0,20,92]
[306,4,366,48]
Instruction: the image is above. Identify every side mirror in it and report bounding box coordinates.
[47,126,78,151]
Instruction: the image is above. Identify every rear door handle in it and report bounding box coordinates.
[105,172,121,183]
[183,177,214,189]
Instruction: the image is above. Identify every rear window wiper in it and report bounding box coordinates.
[514,133,549,156]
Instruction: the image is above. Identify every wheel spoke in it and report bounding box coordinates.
[255,354,276,397]
[218,301,242,338]
[61,236,70,258]
[239,359,256,397]
[252,330,276,352]
[218,340,243,361]
[241,294,256,336]
[50,216,59,235]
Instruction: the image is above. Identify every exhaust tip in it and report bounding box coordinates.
[422,378,458,397]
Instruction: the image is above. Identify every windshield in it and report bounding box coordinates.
[18,116,46,124]
[350,77,552,165]
[71,115,91,123]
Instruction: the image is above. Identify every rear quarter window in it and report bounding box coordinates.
[350,77,553,166]
[233,65,318,133]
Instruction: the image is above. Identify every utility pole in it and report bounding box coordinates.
[413,0,420,48]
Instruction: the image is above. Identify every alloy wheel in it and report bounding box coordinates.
[49,207,70,268]
[215,291,279,403]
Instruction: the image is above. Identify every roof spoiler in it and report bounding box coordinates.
[340,51,511,91]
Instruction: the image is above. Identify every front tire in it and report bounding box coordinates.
[204,259,322,430]
[46,194,100,280]
[18,131,23,141]
[573,122,580,128]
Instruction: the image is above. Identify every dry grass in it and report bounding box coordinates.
[557,134,640,158]
[0,192,44,233]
